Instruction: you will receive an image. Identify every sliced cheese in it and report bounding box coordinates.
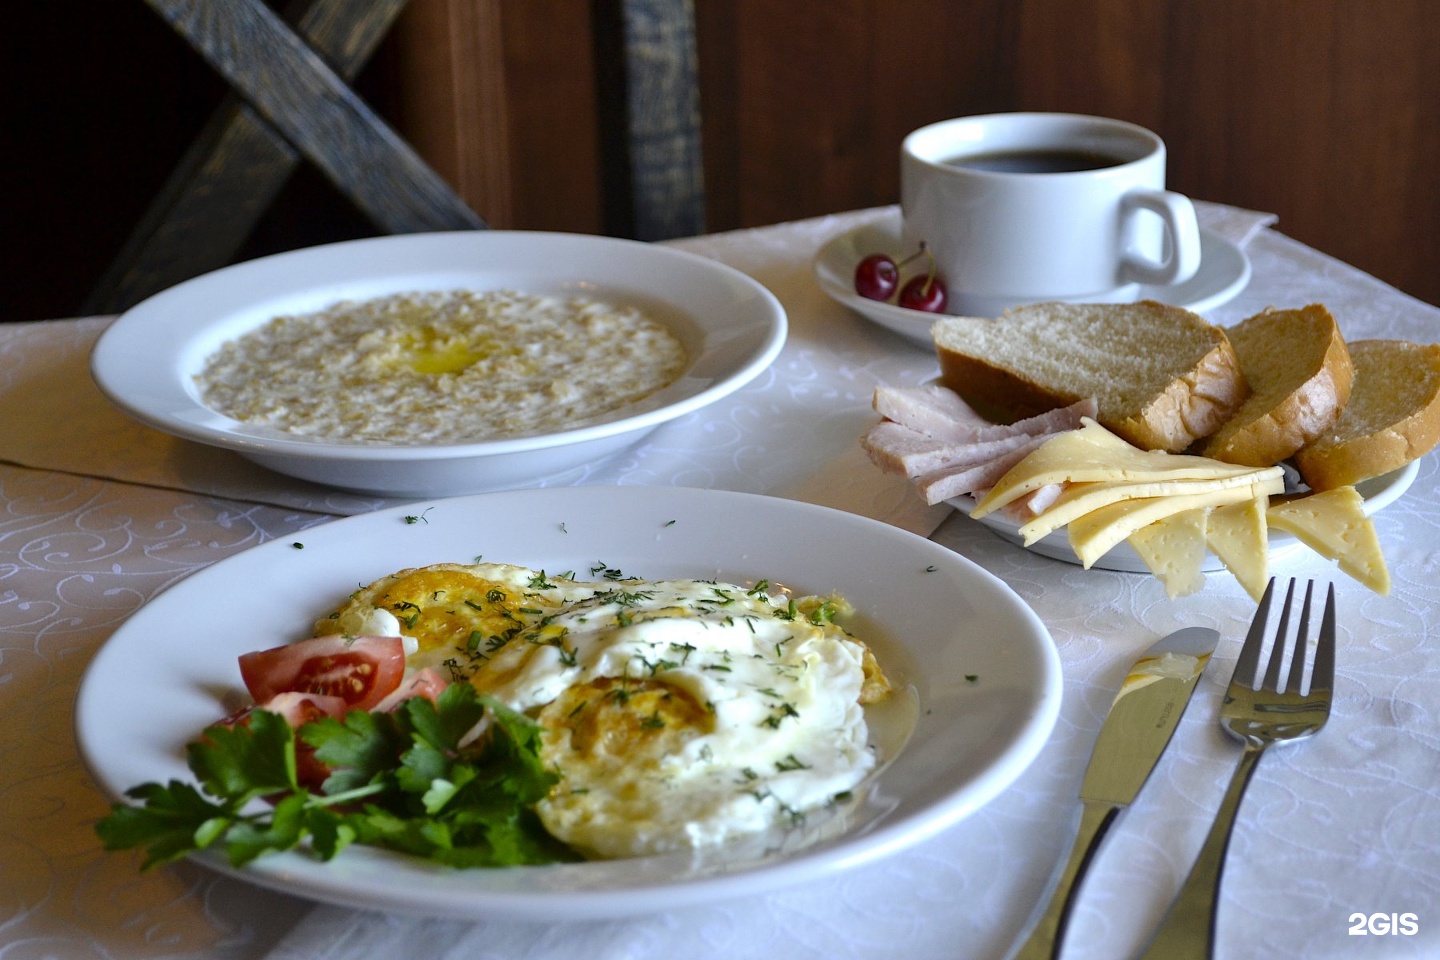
[1206,497,1271,601]
[971,419,1279,519]
[1019,468,1283,545]
[1268,487,1390,594]
[1127,508,1209,598]
[1068,476,1285,569]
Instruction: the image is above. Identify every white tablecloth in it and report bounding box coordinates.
[3,204,1438,959]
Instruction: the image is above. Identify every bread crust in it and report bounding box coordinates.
[1294,339,1440,489]
[932,301,1249,452]
[1199,305,1354,466]
[932,351,1079,423]
[1118,339,1250,452]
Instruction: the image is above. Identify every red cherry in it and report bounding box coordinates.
[854,254,899,301]
[899,273,948,313]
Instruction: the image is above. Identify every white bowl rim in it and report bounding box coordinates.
[89,230,788,464]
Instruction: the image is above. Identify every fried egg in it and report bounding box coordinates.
[315,561,892,859]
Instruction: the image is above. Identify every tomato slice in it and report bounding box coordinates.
[255,690,349,727]
[215,690,348,730]
[372,667,450,712]
[238,635,406,712]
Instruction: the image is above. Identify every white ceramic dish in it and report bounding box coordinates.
[76,485,1061,921]
[948,459,1418,572]
[814,208,1251,348]
[90,231,787,498]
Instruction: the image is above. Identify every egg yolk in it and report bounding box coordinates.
[540,677,715,773]
[367,568,523,654]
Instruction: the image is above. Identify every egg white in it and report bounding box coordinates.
[322,562,886,859]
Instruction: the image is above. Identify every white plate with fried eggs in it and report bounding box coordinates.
[90,231,786,498]
[76,485,1061,921]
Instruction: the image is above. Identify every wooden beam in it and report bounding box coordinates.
[597,0,705,241]
[86,0,420,313]
[142,0,485,235]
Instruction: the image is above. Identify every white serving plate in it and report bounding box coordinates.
[90,231,787,498]
[75,485,1061,921]
[813,208,1251,348]
[948,460,1418,572]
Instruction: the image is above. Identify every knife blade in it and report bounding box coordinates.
[1005,625,1220,960]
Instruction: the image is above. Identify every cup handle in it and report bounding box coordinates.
[1119,189,1202,287]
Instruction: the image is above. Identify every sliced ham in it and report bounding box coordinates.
[1020,482,1066,516]
[862,421,1047,477]
[872,385,994,442]
[914,434,1051,504]
[980,481,1069,523]
[863,385,1099,511]
[1009,397,1099,435]
[873,386,1097,444]
[862,396,1099,478]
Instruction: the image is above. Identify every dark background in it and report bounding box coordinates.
[5,0,1438,323]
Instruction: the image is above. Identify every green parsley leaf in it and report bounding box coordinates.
[95,780,233,870]
[304,709,404,795]
[222,792,308,866]
[187,709,297,801]
[94,685,578,871]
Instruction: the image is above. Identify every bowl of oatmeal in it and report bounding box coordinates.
[90,231,787,496]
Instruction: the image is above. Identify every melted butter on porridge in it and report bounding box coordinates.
[194,289,689,444]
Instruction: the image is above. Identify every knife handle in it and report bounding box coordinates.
[1005,799,1120,960]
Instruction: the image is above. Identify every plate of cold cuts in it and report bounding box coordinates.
[860,382,1416,573]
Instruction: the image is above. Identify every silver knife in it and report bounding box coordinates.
[1005,626,1220,960]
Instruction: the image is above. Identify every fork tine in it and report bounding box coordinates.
[1233,577,1278,688]
[1261,579,1297,692]
[1311,582,1337,694]
[1286,581,1316,694]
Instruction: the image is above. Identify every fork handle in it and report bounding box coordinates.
[1136,742,1266,960]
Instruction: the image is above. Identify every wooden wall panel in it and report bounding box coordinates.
[1015,0,1172,129]
[391,0,602,232]
[688,0,1440,307]
[490,1,604,231]
[1153,0,1440,310]
[696,0,1018,230]
[6,0,1437,321]
[391,0,514,226]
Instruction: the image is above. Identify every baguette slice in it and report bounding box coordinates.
[1198,305,1353,466]
[1293,339,1440,490]
[931,300,1249,452]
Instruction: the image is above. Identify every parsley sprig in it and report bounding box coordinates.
[95,685,577,870]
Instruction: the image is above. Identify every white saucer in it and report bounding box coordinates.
[814,208,1252,349]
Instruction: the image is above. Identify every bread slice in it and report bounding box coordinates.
[1198,305,1353,466]
[1293,339,1440,490]
[931,301,1249,452]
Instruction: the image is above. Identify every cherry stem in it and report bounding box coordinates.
[916,244,938,294]
[896,241,931,271]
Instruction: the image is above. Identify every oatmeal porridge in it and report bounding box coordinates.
[194,289,689,444]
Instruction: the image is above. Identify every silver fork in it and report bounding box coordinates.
[1137,578,1336,960]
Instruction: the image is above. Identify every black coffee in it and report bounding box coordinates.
[947,148,1125,174]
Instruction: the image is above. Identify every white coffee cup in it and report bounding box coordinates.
[900,113,1201,316]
